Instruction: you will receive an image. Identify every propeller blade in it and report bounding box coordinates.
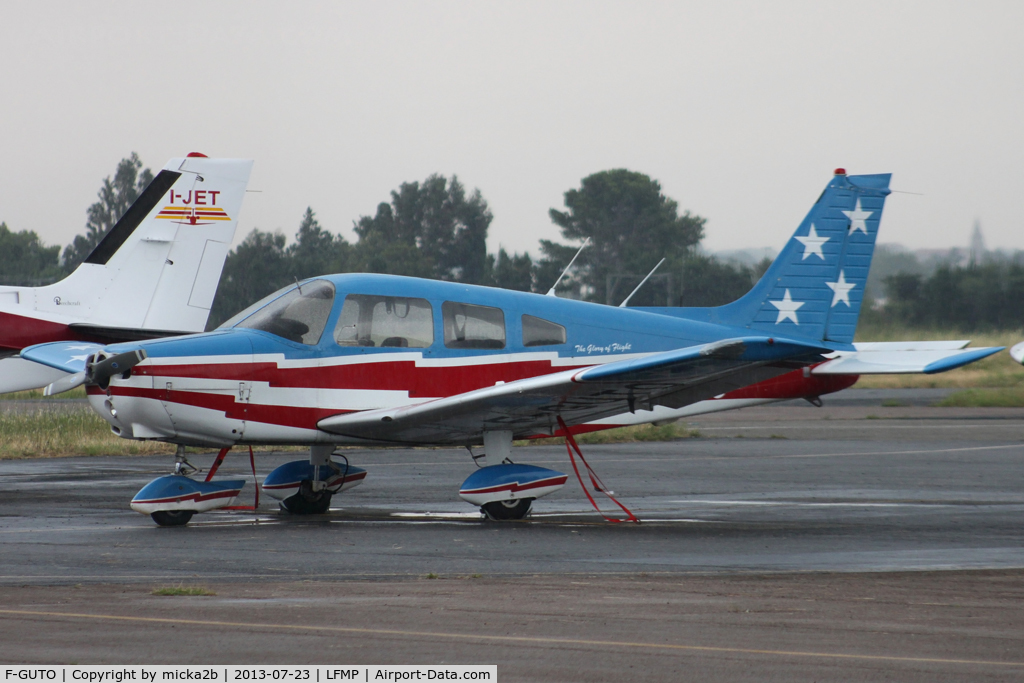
[89,349,148,389]
[1011,341,1024,365]
[43,371,87,396]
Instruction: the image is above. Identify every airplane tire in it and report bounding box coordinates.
[281,481,332,515]
[151,510,195,526]
[481,498,533,521]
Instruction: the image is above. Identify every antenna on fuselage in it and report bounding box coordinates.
[618,258,666,308]
[546,237,590,297]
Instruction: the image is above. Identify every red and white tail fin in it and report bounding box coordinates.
[26,154,252,334]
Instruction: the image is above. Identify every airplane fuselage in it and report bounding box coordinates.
[86,273,852,448]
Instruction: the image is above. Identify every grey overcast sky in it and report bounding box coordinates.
[1,1,1022,260]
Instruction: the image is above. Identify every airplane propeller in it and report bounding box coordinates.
[43,349,148,396]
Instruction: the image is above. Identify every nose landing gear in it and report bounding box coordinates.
[150,509,195,527]
[131,445,248,526]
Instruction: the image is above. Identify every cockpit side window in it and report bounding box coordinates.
[235,280,335,345]
[443,301,505,349]
[334,295,434,348]
[522,314,566,347]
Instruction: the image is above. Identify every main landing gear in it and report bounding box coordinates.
[262,445,367,515]
[481,498,534,521]
[280,480,333,515]
[459,430,568,521]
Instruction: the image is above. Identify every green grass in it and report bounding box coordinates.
[0,408,177,459]
[152,585,216,596]
[519,422,699,447]
[0,387,87,400]
[853,326,1023,389]
[936,386,1024,408]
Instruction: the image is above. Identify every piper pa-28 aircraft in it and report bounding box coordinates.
[18,169,1002,525]
[0,153,253,394]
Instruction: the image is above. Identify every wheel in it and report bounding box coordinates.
[150,510,194,526]
[280,480,332,515]
[481,498,533,520]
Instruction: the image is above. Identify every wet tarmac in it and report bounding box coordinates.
[1,400,1022,680]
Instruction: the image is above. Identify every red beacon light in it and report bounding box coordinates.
[187,152,208,158]
[834,168,847,175]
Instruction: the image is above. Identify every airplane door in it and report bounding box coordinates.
[159,335,253,446]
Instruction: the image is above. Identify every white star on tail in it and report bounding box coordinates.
[795,224,829,260]
[842,198,873,234]
[770,289,804,324]
[826,270,856,307]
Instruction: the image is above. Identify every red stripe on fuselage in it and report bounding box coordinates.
[114,358,859,434]
[135,357,588,399]
[99,385,346,429]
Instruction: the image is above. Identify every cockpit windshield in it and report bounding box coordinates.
[229,280,336,345]
[218,284,297,330]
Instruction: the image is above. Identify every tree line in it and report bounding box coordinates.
[0,154,799,329]
[863,264,1024,331]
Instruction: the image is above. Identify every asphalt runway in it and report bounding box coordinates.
[1,398,1023,680]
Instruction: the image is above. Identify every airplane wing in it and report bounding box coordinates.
[812,346,1003,375]
[317,336,830,445]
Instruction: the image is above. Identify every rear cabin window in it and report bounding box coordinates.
[235,280,335,345]
[522,314,566,347]
[334,295,434,348]
[443,301,505,349]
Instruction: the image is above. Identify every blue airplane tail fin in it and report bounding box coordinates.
[642,170,891,345]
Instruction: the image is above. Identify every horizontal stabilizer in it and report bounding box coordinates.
[20,341,106,373]
[0,357,73,394]
[813,346,1003,375]
[853,340,970,352]
[67,323,189,344]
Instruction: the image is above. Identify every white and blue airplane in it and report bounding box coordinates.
[0,153,253,394]
[17,169,1002,525]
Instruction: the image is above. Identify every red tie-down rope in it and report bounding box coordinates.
[205,446,260,511]
[556,416,639,524]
